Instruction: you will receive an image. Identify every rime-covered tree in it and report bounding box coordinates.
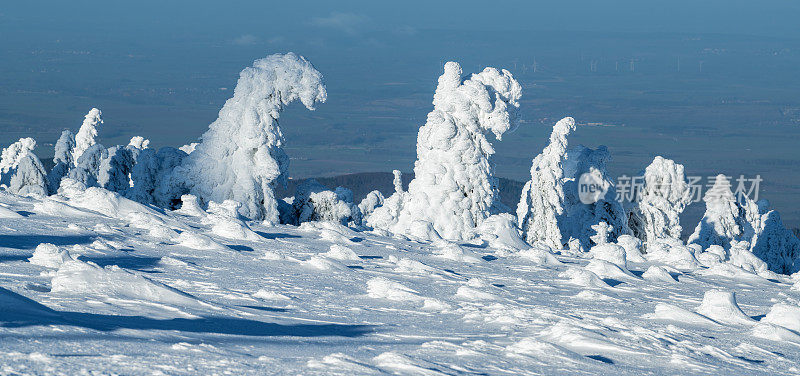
[127,147,187,208]
[1,138,47,196]
[630,156,692,247]
[67,143,108,188]
[73,108,103,163]
[47,130,76,194]
[688,174,747,250]
[9,152,48,197]
[368,61,522,241]
[174,53,327,222]
[0,137,37,180]
[517,119,626,250]
[517,117,574,249]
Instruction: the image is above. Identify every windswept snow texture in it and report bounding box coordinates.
[1,191,800,374]
[176,53,327,223]
[369,61,522,241]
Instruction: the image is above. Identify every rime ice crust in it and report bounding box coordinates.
[369,61,522,241]
[176,53,327,222]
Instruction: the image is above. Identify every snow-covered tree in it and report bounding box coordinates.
[749,205,800,274]
[688,174,747,250]
[368,61,522,241]
[128,136,150,150]
[561,145,628,248]
[174,53,327,222]
[67,143,108,188]
[73,108,103,164]
[97,145,138,193]
[47,130,76,194]
[8,152,48,197]
[517,117,574,249]
[629,156,692,247]
[0,137,37,182]
[358,190,384,219]
[517,119,627,250]
[127,147,187,208]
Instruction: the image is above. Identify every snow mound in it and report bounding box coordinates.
[51,260,207,309]
[589,243,627,268]
[175,194,206,217]
[695,290,755,326]
[584,259,638,281]
[761,303,800,332]
[642,266,677,283]
[517,245,562,265]
[28,243,74,268]
[0,205,23,218]
[649,303,720,327]
[323,244,360,261]
[367,277,422,302]
[751,323,800,343]
[202,201,262,241]
[58,179,158,218]
[559,268,611,289]
[455,286,499,301]
[432,243,480,263]
[253,289,290,301]
[478,213,530,251]
[616,235,646,263]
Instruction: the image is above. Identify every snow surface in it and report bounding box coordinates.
[1,191,800,374]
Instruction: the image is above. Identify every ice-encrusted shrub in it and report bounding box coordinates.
[368,61,522,241]
[289,179,359,226]
[174,53,327,222]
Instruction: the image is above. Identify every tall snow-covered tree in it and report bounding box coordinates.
[750,208,800,274]
[629,156,692,247]
[73,108,103,164]
[368,61,522,241]
[516,119,627,250]
[516,117,573,249]
[47,130,76,194]
[174,53,327,222]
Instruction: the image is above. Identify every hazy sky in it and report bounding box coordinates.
[4,1,800,40]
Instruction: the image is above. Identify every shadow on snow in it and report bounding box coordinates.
[0,287,372,338]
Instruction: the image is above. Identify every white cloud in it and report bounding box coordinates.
[232,34,259,46]
[309,12,369,36]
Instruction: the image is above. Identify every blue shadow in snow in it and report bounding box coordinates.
[254,231,300,240]
[227,244,255,252]
[77,255,162,272]
[0,288,372,338]
[0,234,94,250]
[0,254,30,263]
